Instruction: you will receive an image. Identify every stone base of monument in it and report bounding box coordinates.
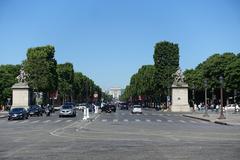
[171,84,190,112]
[11,82,30,109]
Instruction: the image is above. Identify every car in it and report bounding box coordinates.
[59,105,76,117]
[8,107,29,120]
[119,102,128,110]
[101,104,112,113]
[109,104,116,112]
[131,105,142,114]
[224,104,240,112]
[28,105,43,116]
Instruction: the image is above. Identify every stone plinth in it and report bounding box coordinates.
[171,84,190,112]
[12,82,30,109]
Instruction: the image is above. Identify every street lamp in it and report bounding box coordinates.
[218,76,226,119]
[192,84,195,104]
[203,79,209,117]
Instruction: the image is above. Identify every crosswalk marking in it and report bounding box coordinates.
[31,120,40,124]
[146,119,151,122]
[66,120,72,123]
[113,119,118,122]
[157,119,162,122]
[190,120,197,124]
[167,120,173,122]
[101,119,107,122]
[180,120,186,123]
[123,119,128,122]
[43,120,51,123]
[19,120,29,124]
[54,120,62,123]
[135,119,140,122]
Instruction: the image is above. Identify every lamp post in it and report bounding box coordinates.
[192,85,195,103]
[203,79,209,117]
[218,76,226,119]
[167,86,171,111]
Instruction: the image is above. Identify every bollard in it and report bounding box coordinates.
[83,107,87,120]
[94,105,98,114]
[86,108,90,119]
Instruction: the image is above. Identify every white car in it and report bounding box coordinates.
[224,104,240,112]
[131,105,142,114]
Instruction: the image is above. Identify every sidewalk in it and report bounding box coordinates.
[183,111,240,126]
[0,111,8,118]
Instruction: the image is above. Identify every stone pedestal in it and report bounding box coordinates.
[12,82,30,109]
[171,84,190,112]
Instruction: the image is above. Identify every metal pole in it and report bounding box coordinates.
[218,76,225,119]
[203,79,209,117]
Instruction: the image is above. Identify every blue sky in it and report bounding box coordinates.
[0,0,239,90]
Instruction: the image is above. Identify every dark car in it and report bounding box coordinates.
[119,103,128,110]
[109,104,116,112]
[8,107,29,120]
[28,105,43,116]
[101,104,112,113]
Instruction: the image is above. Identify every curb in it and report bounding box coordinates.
[214,121,228,125]
[183,114,232,126]
[182,114,211,122]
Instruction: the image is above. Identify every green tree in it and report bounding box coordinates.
[153,41,179,101]
[23,45,58,93]
[0,65,21,105]
[57,63,74,103]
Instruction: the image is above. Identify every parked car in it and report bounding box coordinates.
[59,105,76,117]
[131,105,142,114]
[8,107,29,120]
[119,102,128,110]
[224,104,240,112]
[28,105,43,116]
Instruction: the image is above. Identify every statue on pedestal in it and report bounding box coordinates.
[172,68,185,86]
[16,68,28,83]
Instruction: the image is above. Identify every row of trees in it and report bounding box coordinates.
[121,41,240,106]
[184,53,240,105]
[0,45,102,106]
[121,41,179,106]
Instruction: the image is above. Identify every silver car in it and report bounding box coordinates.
[59,105,76,117]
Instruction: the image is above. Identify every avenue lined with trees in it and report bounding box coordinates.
[121,41,240,108]
[0,45,102,107]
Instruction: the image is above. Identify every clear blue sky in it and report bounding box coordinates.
[0,0,239,90]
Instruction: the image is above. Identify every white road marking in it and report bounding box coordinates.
[180,120,186,123]
[102,119,107,122]
[66,120,72,123]
[54,120,62,123]
[19,120,29,124]
[9,121,18,124]
[157,119,162,122]
[167,120,173,122]
[43,120,51,123]
[190,120,197,124]
[30,120,40,124]
[135,119,140,122]
[113,119,118,122]
[146,119,151,122]
[123,119,128,122]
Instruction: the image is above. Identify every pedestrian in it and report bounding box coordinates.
[216,104,219,113]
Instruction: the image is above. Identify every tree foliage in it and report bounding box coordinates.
[23,45,58,93]
[153,41,179,95]
[0,65,21,104]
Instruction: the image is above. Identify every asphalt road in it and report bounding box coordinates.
[0,108,240,160]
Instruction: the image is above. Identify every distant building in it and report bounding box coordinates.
[109,87,122,100]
